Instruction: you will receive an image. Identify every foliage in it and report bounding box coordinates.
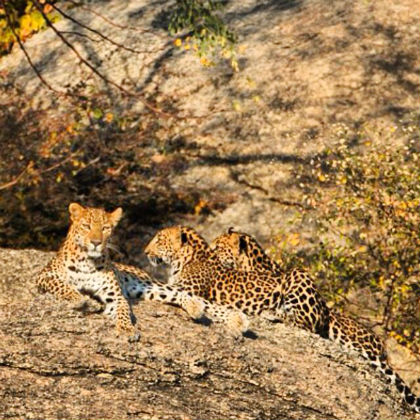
[0,81,236,256]
[168,0,238,70]
[0,0,57,55]
[272,121,420,352]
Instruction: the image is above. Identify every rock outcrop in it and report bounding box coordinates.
[0,248,414,420]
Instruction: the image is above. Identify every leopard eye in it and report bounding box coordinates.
[82,223,90,229]
[102,225,111,232]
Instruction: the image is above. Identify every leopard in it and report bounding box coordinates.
[36,203,219,339]
[210,228,330,336]
[210,228,420,414]
[143,225,327,338]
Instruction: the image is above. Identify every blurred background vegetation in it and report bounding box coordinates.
[271,119,420,353]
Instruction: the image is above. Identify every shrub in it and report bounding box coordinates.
[168,0,238,70]
[273,119,420,352]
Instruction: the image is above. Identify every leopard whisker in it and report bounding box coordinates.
[106,243,124,257]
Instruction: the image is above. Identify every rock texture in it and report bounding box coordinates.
[0,247,414,420]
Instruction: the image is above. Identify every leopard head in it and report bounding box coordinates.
[144,225,208,267]
[68,202,122,259]
[210,227,269,271]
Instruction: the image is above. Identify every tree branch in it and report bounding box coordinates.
[51,3,166,55]
[65,0,167,38]
[0,162,32,191]
[32,0,174,118]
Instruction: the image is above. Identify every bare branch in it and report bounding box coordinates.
[229,169,313,210]
[60,30,102,43]
[38,153,77,174]
[51,3,166,55]
[33,0,174,118]
[65,0,167,38]
[0,162,31,191]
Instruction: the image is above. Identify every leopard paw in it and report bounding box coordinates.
[226,311,249,338]
[184,297,205,320]
[64,289,85,302]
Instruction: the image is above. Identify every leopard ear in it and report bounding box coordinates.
[180,231,188,246]
[69,202,84,221]
[228,226,235,234]
[239,235,247,254]
[110,207,123,226]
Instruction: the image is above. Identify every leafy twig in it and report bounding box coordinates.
[0,0,63,95]
[0,153,75,191]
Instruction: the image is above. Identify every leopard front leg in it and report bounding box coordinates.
[145,282,249,335]
[96,272,138,339]
[135,282,205,320]
[36,266,84,302]
[115,299,139,341]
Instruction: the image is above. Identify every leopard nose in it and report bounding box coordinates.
[91,239,101,247]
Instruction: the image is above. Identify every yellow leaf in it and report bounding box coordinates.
[232,100,242,112]
[231,58,239,72]
[338,176,347,184]
[174,38,182,47]
[246,77,256,88]
[288,233,300,247]
[19,14,33,39]
[194,199,208,215]
[200,57,213,66]
[238,44,247,53]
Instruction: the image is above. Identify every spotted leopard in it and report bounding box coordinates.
[36,203,211,338]
[210,228,330,335]
[210,228,420,413]
[143,225,324,337]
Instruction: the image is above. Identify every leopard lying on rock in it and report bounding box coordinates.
[210,228,420,414]
[144,225,319,337]
[36,203,223,339]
